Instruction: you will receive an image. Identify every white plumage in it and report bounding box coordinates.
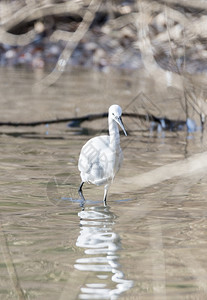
[78,105,127,205]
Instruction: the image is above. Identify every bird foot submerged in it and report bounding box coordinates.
[78,181,108,207]
[77,105,127,205]
[78,182,85,208]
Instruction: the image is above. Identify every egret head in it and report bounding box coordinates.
[109,105,127,136]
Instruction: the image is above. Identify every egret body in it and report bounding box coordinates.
[78,105,127,206]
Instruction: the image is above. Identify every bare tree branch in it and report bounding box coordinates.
[0,112,186,131]
[1,2,83,31]
[34,0,102,89]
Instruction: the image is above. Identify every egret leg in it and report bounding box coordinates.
[103,184,109,207]
[78,182,85,208]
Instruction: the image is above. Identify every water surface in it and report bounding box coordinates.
[1,68,207,299]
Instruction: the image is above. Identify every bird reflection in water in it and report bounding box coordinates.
[74,205,133,299]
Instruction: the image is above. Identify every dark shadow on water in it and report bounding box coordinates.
[114,197,136,203]
[74,205,133,299]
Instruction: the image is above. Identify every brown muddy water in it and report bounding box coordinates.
[1,67,207,300]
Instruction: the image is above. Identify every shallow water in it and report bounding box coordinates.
[1,67,207,299]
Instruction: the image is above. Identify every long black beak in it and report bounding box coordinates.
[116,117,127,136]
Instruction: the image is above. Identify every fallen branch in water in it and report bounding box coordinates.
[0,112,186,130]
[0,113,108,127]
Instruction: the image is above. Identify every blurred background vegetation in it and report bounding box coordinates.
[1,0,207,127]
[1,0,207,72]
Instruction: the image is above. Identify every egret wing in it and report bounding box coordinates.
[78,135,109,174]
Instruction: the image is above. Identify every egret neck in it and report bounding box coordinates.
[109,117,121,150]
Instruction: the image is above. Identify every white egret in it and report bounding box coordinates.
[78,104,127,206]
